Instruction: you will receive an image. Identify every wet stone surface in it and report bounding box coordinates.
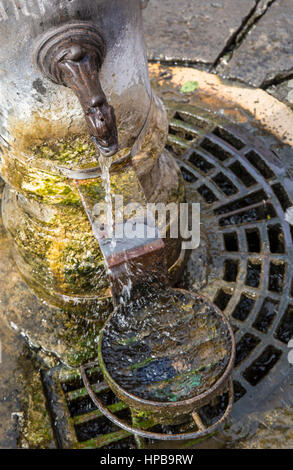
[143,0,257,65]
[221,0,293,87]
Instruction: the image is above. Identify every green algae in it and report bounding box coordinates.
[32,136,98,168]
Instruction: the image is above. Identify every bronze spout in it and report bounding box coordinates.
[58,44,118,157]
[34,22,119,157]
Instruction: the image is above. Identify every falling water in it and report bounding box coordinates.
[98,155,115,247]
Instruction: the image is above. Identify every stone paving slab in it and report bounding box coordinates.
[143,0,257,64]
[267,79,293,110]
[216,0,293,87]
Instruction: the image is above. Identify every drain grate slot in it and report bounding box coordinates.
[188,150,215,174]
[224,259,239,282]
[223,232,239,252]
[200,137,233,161]
[169,119,198,142]
[219,204,276,227]
[268,224,285,253]
[268,262,286,293]
[212,127,245,151]
[243,346,282,386]
[271,183,292,211]
[228,161,257,188]
[173,111,211,131]
[212,173,238,196]
[253,298,279,334]
[246,261,261,287]
[235,334,261,367]
[214,289,232,311]
[75,409,132,443]
[214,190,268,216]
[245,150,274,180]
[75,417,118,443]
[232,294,255,322]
[181,167,198,183]
[233,381,247,402]
[246,229,261,253]
[197,184,218,203]
[275,304,293,344]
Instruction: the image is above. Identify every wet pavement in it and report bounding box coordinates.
[144,0,293,92]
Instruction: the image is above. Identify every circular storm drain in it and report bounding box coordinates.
[167,103,293,419]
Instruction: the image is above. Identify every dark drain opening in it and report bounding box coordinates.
[200,137,233,161]
[246,229,261,253]
[224,259,239,282]
[197,184,218,203]
[233,381,247,402]
[198,392,229,426]
[268,262,286,293]
[67,396,98,418]
[275,304,293,344]
[235,334,261,367]
[214,189,267,216]
[243,346,282,386]
[245,150,274,180]
[223,232,239,252]
[212,173,238,196]
[253,298,279,334]
[189,150,214,174]
[75,409,132,443]
[228,161,257,188]
[214,289,232,310]
[272,183,292,212]
[181,167,198,183]
[246,261,261,287]
[173,111,211,131]
[169,119,198,142]
[212,127,245,151]
[268,224,285,253]
[232,294,255,322]
[219,203,275,227]
[102,437,137,450]
[61,367,104,393]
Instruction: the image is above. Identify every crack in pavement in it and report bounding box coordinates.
[213,0,278,71]
[261,69,293,89]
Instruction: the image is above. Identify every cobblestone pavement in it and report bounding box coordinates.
[143,0,293,106]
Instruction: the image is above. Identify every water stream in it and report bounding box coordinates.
[98,155,114,244]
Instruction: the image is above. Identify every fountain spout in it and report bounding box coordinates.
[35,22,119,157]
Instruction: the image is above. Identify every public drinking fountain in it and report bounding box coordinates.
[0,0,236,442]
[0,0,292,449]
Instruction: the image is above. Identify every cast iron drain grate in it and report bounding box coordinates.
[42,366,137,449]
[167,102,293,419]
[42,364,204,449]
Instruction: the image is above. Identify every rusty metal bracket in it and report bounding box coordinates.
[34,21,118,157]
